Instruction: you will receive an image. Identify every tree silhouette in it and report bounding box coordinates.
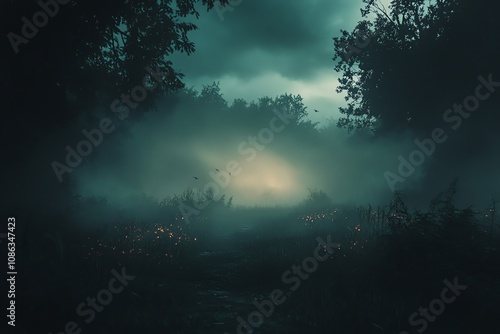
[1,0,233,217]
[332,0,500,136]
[3,0,233,127]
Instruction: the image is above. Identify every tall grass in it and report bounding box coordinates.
[21,181,500,333]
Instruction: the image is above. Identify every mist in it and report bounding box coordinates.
[4,0,500,333]
[71,86,499,213]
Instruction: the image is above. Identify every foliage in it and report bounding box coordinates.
[332,0,500,134]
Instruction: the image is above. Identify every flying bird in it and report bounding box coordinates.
[193,176,199,180]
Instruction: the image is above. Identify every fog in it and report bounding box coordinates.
[4,0,500,332]
[69,85,498,216]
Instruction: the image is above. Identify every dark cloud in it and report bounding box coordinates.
[71,0,498,211]
[172,0,357,79]
[166,0,364,125]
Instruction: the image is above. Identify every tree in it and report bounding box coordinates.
[256,93,309,125]
[332,0,500,135]
[3,0,233,126]
[198,81,227,108]
[1,0,233,218]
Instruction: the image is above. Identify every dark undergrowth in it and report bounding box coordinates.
[14,182,500,333]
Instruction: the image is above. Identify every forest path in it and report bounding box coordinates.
[176,228,303,334]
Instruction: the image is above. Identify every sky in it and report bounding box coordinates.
[75,0,372,207]
[75,96,412,208]
[168,0,367,125]
[72,0,499,210]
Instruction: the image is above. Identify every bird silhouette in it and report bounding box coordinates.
[314,109,319,112]
[193,176,199,180]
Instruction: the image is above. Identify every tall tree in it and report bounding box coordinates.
[332,0,500,135]
[1,0,232,216]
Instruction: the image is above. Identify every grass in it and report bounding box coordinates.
[16,184,500,333]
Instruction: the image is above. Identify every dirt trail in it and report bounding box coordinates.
[179,231,303,334]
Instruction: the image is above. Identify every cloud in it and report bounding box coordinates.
[71,0,499,211]
[167,0,364,124]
